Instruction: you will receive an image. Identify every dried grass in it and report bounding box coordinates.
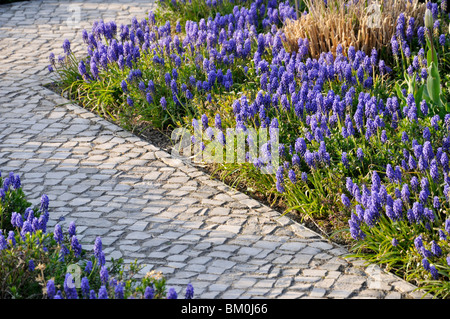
[283,0,426,58]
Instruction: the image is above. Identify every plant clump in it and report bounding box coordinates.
[0,170,193,299]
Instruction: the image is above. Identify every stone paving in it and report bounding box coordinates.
[0,0,429,298]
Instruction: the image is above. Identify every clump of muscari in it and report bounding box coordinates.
[0,170,193,299]
[49,0,298,128]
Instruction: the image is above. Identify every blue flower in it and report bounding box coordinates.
[341,152,349,168]
[160,96,167,110]
[68,221,76,238]
[430,264,439,279]
[381,130,388,143]
[440,34,446,46]
[430,159,439,182]
[46,280,56,299]
[90,61,99,78]
[414,235,423,250]
[431,240,442,257]
[386,164,395,182]
[185,283,194,299]
[7,231,15,247]
[144,286,154,299]
[297,171,306,182]
[115,282,125,299]
[276,166,285,193]
[408,155,417,170]
[81,277,90,299]
[418,27,425,45]
[288,169,296,184]
[422,258,430,271]
[304,150,315,168]
[98,286,108,299]
[167,287,178,299]
[423,141,434,162]
[78,61,87,76]
[423,127,431,141]
[341,194,351,207]
[100,265,109,285]
[393,199,402,219]
[348,219,365,240]
[94,236,103,261]
[421,68,428,80]
[127,96,134,107]
[294,137,306,155]
[433,196,441,210]
[401,131,409,143]
[40,194,49,212]
[21,221,33,237]
[121,80,128,93]
[401,184,410,204]
[413,202,424,222]
[391,238,399,246]
[71,236,82,257]
[64,273,78,299]
[62,39,71,54]
[356,148,364,161]
[201,114,209,129]
[391,37,399,56]
[0,230,8,250]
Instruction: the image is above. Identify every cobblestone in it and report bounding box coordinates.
[0,0,431,299]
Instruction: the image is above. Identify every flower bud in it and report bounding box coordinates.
[424,8,434,29]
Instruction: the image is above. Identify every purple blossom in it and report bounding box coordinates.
[160,96,167,110]
[53,224,63,244]
[64,273,78,299]
[440,34,446,46]
[341,194,351,207]
[98,286,108,299]
[81,277,90,299]
[356,148,364,161]
[0,231,7,250]
[341,152,349,168]
[390,237,398,246]
[47,280,56,299]
[349,219,365,240]
[167,287,178,299]
[185,283,194,299]
[422,258,430,271]
[288,169,296,184]
[430,264,439,279]
[71,236,82,257]
[144,286,154,299]
[62,39,71,54]
[100,265,109,285]
[431,240,442,257]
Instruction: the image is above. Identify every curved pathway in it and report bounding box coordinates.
[0,0,428,298]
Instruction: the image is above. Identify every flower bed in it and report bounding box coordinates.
[49,0,450,298]
[0,171,194,299]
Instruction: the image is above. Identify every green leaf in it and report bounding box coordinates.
[427,61,442,108]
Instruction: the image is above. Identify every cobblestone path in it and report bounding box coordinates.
[0,0,427,298]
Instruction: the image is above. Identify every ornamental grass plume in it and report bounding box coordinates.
[283,0,425,58]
